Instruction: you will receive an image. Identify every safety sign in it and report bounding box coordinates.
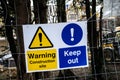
[22,21,88,73]
[62,23,83,45]
[29,27,53,49]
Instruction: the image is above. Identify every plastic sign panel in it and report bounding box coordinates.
[22,21,88,73]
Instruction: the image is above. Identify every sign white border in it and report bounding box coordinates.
[23,21,88,73]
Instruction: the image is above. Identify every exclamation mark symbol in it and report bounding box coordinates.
[70,28,74,41]
[39,33,42,46]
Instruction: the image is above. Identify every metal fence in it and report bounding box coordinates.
[0,0,120,80]
[0,19,120,80]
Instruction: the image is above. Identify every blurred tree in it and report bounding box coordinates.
[11,0,33,80]
[57,0,66,22]
[85,0,104,80]
[56,0,78,80]
[0,0,19,79]
[33,0,48,23]
[33,0,49,80]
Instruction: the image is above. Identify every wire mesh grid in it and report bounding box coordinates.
[1,54,120,80]
[0,32,120,80]
[0,0,120,80]
[0,16,120,80]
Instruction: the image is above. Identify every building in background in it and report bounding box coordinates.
[103,0,120,18]
[103,0,120,31]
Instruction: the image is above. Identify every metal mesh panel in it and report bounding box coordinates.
[0,37,120,80]
[0,0,120,80]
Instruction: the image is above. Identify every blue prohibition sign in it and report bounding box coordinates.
[62,23,83,45]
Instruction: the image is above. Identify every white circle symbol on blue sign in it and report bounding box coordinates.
[62,23,83,45]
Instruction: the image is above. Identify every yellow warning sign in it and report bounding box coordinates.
[27,49,57,71]
[29,27,53,49]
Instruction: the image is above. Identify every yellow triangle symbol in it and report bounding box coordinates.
[29,27,53,49]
